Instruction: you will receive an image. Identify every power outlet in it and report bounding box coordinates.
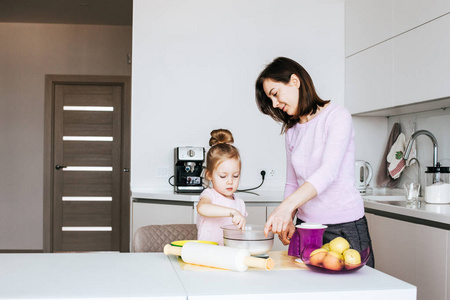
[156,166,170,178]
[269,169,276,178]
[261,169,277,180]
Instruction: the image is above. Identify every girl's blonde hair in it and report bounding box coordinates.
[204,129,241,185]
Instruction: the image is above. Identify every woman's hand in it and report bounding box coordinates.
[278,221,296,245]
[264,200,295,237]
[264,182,318,238]
[230,210,246,230]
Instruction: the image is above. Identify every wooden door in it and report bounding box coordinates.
[44,76,130,252]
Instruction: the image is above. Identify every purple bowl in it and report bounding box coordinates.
[301,245,371,274]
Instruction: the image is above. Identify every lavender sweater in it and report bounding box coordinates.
[284,103,364,224]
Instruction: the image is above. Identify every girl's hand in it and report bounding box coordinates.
[230,210,246,230]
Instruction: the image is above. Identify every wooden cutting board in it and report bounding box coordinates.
[175,250,308,271]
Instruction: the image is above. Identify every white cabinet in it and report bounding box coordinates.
[415,223,448,300]
[369,214,449,300]
[345,0,393,56]
[346,39,394,114]
[346,0,450,114]
[346,0,450,56]
[448,230,450,300]
[245,204,267,226]
[365,212,372,227]
[393,0,450,35]
[132,202,194,236]
[394,14,450,106]
[370,215,417,284]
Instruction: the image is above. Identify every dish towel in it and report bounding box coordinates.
[387,133,406,179]
[376,123,401,187]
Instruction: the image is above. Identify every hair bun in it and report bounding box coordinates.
[209,129,234,147]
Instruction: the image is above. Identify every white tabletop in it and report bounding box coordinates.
[0,252,416,300]
[0,253,186,300]
[168,254,416,300]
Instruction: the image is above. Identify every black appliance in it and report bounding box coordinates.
[174,147,205,193]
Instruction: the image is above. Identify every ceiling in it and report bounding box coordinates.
[0,0,132,26]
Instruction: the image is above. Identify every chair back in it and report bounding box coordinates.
[133,224,198,252]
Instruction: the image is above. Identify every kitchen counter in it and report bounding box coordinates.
[132,188,450,228]
[0,252,416,300]
[132,188,285,203]
[362,189,450,229]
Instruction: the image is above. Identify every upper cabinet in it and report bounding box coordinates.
[393,0,450,35]
[394,14,450,106]
[346,0,450,115]
[345,0,393,56]
[346,40,394,114]
[346,0,450,56]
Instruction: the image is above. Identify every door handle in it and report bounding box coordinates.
[123,168,130,172]
[55,165,67,170]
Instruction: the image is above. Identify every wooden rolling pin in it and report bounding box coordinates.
[164,242,274,272]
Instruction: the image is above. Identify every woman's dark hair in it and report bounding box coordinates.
[255,57,330,133]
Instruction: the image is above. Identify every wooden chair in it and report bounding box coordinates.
[133,224,198,252]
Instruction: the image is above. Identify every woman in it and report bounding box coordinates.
[255,57,374,267]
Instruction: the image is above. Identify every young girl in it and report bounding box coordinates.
[196,129,247,245]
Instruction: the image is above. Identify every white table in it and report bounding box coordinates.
[0,253,186,300]
[168,254,416,300]
[0,252,416,300]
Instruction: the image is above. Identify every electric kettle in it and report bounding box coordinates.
[355,160,373,194]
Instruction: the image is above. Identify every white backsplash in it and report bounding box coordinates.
[353,107,450,194]
[387,108,450,192]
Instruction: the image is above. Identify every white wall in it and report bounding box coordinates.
[0,23,132,250]
[131,0,345,191]
[352,116,389,188]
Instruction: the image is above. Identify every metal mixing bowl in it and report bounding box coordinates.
[221,224,274,255]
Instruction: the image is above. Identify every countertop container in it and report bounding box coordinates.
[222,224,274,256]
[425,163,450,204]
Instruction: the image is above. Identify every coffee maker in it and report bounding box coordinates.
[174,147,205,193]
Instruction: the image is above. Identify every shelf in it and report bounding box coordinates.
[351,96,450,118]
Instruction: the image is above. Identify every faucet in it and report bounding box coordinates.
[403,130,438,167]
